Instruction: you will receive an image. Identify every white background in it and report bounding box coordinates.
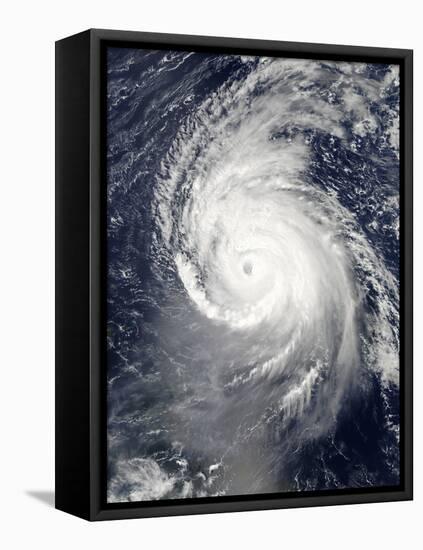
[0,0,420,548]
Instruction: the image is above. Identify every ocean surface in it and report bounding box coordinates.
[105,47,400,503]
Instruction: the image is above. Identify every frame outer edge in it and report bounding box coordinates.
[76,29,413,521]
[55,30,92,520]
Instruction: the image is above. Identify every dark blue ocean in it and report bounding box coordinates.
[105,47,400,503]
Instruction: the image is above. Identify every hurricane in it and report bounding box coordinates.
[106,48,400,502]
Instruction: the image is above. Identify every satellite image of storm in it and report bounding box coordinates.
[105,46,401,503]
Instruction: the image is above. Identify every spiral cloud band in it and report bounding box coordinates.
[106,49,400,502]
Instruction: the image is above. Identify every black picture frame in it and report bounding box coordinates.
[55,28,413,521]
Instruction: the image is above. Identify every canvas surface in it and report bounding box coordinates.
[105,48,400,503]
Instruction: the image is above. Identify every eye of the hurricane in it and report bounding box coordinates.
[243,260,253,276]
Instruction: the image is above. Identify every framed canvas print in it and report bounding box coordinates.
[55,29,413,521]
